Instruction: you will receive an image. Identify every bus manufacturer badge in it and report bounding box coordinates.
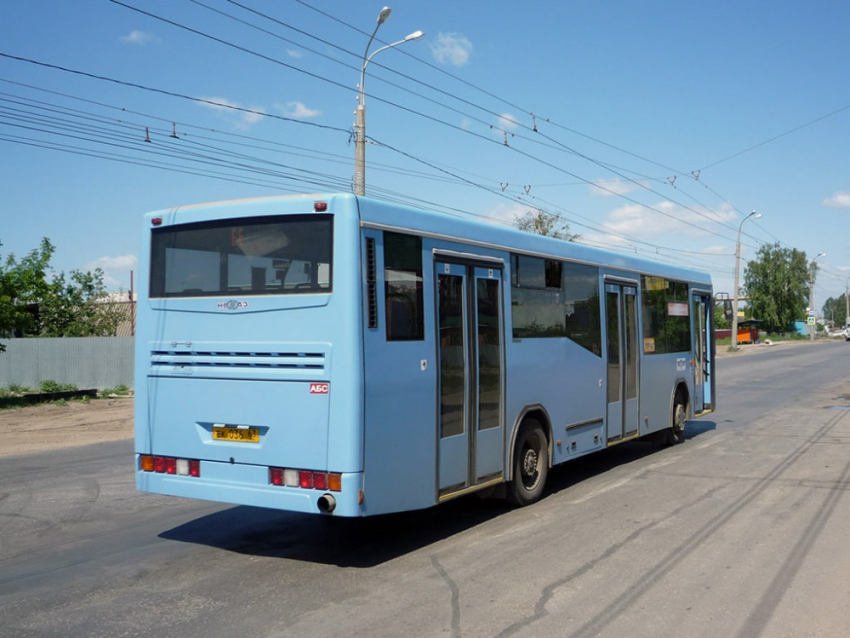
[217,300,249,310]
[310,383,329,394]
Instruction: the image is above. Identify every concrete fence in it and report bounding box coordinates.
[0,337,134,391]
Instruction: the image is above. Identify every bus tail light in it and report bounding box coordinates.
[270,468,284,486]
[269,467,341,492]
[139,455,200,477]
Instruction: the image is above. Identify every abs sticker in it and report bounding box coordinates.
[310,383,329,395]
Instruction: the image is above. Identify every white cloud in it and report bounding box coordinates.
[590,178,647,197]
[286,49,303,59]
[277,101,321,119]
[121,30,158,45]
[198,96,265,129]
[430,32,473,67]
[84,255,138,273]
[822,191,850,208]
[497,113,520,130]
[483,202,532,226]
[601,201,737,239]
[84,255,139,290]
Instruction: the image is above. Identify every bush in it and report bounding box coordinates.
[39,380,78,393]
[100,385,131,397]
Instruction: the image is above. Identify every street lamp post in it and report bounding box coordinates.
[809,252,826,341]
[354,7,423,196]
[731,210,761,351]
[845,274,850,332]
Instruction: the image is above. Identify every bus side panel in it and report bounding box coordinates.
[504,339,606,468]
[639,352,693,435]
[361,229,438,515]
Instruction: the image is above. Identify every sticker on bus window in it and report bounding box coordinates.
[643,337,656,353]
[310,383,329,394]
[668,302,689,317]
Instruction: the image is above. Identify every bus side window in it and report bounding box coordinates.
[384,232,424,341]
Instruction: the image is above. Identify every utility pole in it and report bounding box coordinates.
[354,8,423,196]
[809,252,825,341]
[731,211,761,350]
[845,274,849,330]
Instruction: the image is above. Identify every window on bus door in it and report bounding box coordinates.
[149,215,332,297]
[384,232,424,341]
[510,254,602,356]
[641,276,691,354]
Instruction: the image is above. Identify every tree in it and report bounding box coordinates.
[713,303,730,329]
[515,209,580,241]
[0,238,56,350]
[741,244,810,333]
[37,269,124,337]
[822,294,847,329]
[0,238,123,349]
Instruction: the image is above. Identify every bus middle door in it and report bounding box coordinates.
[436,260,505,500]
[605,281,639,443]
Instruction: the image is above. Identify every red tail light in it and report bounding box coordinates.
[140,455,200,477]
[270,468,284,486]
[299,471,314,489]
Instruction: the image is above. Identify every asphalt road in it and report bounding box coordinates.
[2,341,849,637]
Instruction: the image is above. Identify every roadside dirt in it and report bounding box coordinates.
[0,398,133,456]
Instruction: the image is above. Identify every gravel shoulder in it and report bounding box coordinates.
[0,398,133,456]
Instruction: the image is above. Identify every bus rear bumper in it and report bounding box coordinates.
[136,455,364,517]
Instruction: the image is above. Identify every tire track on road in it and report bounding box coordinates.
[733,448,850,637]
[495,408,847,638]
[561,409,848,638]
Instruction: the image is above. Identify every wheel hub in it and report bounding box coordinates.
[522,448,538,476]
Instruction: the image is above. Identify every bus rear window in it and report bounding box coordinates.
[150,215,332,297]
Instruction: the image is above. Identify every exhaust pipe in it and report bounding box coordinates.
[317,494,336,514]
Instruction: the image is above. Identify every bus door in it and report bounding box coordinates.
[436,260,505,499]
[605,281,639,443]
[692,291,713,414]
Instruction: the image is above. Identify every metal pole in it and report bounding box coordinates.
[354,9,388,197]
[809,253,825,341]
[353,9,422,197]
[845,275,849,330]
[809,265,816,341]
[731,211,760,350]
[731,233,742,350]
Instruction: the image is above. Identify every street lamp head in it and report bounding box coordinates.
[377,7,391,25]
[404,30,425,42]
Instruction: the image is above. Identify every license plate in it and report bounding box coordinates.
[212,426,260,443]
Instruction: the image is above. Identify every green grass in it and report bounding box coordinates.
[0,382,131,409]
[39,380,78,393]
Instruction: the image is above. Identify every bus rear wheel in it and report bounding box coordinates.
[665,391,687,445]
[507,419,548,506]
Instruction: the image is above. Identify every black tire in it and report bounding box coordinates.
[665,390,688,445]
[507,419,548,506]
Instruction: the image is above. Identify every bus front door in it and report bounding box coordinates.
[605,282,639,443]
[436,262,505,499]
[692,291,713,415]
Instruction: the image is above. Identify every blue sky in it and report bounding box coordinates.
[2,1,849,312]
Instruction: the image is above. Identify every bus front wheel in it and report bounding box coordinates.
[507,420,548,506]
[665,391,688,445]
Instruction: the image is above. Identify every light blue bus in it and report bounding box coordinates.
[135,193,715,516]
